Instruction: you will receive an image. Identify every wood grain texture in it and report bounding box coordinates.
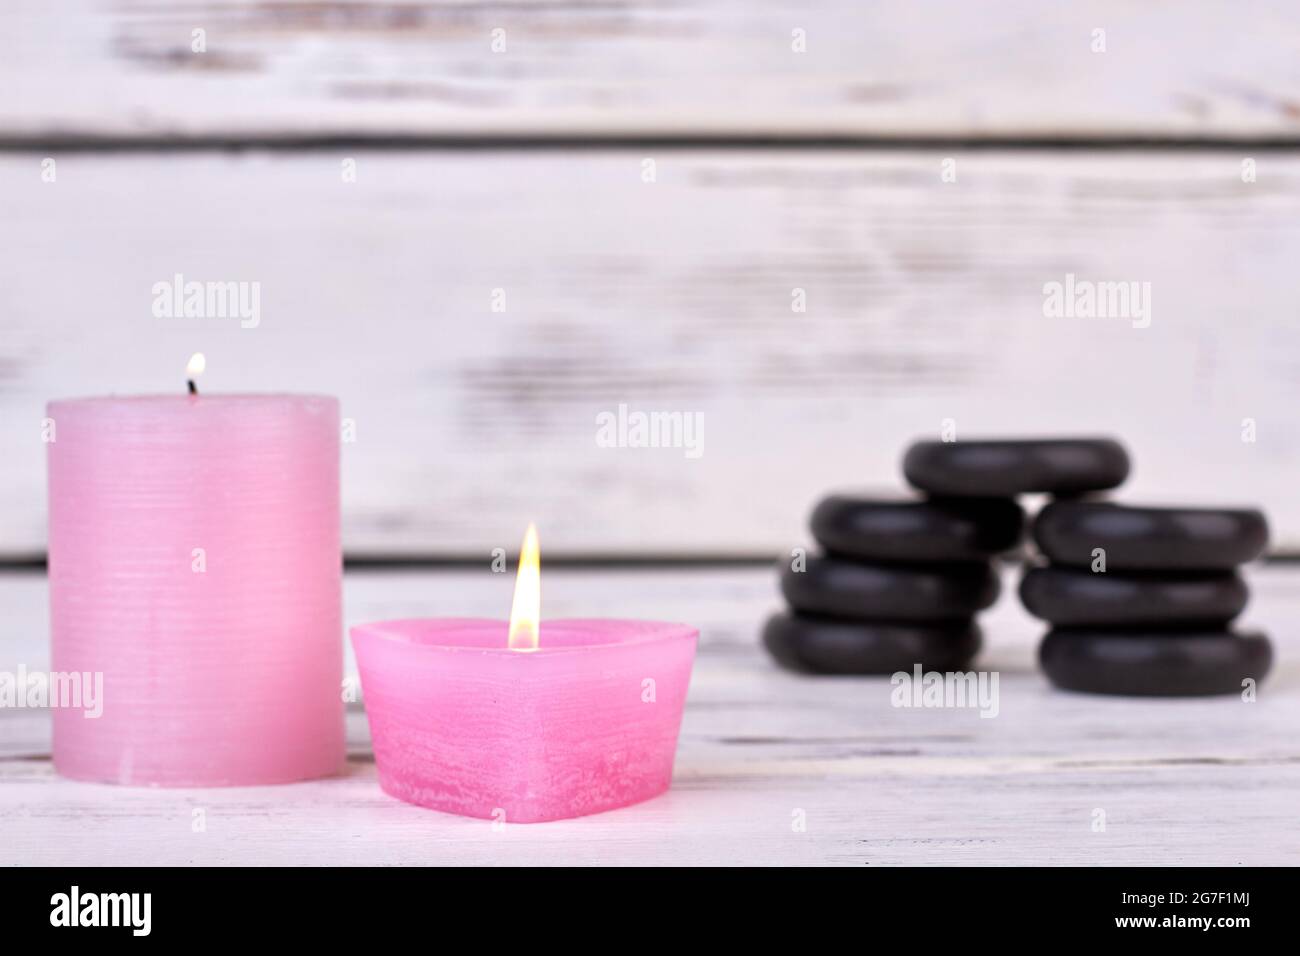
[1,564,1297,865]
[4,1,1300,142]
[2,151,1299,554]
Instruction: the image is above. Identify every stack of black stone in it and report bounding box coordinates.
[1023,500,1274,696]
[763,437,1131,675]
[763,436,1276,692]
[763,441,1046,674]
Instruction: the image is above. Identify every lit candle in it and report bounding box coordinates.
[351,525,698,823]
[46,356,344,786]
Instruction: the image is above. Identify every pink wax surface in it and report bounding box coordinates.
[351,618,698,822]
[47,394,344,786]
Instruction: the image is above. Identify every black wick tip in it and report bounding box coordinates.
[187,380,198,395]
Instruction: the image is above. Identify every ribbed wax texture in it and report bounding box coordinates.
[47,395,344,786]
[352,620,698,822]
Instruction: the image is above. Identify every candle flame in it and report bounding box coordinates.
[186,352,207,380]
[507,523,540,651]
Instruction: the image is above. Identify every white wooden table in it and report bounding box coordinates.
[3,563,1296,866]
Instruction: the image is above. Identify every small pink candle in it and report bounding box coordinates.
[351,528,697,822]
[47,363,344,786]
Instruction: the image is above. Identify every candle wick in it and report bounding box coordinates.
[187,380,198,396]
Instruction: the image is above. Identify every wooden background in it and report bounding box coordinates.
[3,0,1300,558]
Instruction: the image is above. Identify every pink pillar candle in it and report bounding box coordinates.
[47,394,344,786]
[351,619,697,822]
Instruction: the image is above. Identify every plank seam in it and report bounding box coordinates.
[7,134,1300,153]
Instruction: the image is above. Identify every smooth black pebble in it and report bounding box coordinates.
[763,612,982,675]
[1033,501,1269,571]
[1019,565,1248,627]
[780,556,1000,622]
[1039,628,1272,697]
[811,495,1024,563]
[902,438,1130,497]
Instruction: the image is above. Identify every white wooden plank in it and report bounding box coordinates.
[3,1,1300,141]
[2,151,1300,553]
[2,757,1295,866]
[2,565,1298,864]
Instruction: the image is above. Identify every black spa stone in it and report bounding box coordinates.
[1033,501,1269,571]
[810,495,1024,564]
[1019,565,1248,627]
[1038,628,1273,697]
[763,612,982,675]
[902,438,1130,497]
[780,556,1000,622]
